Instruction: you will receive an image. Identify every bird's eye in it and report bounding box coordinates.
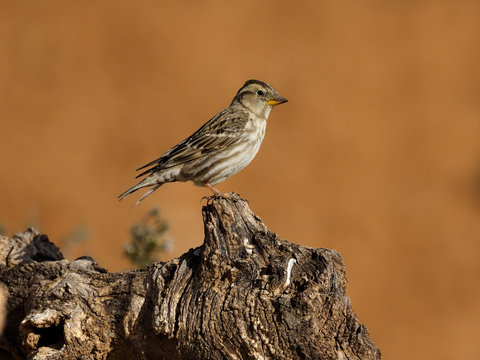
[257,90,264,96]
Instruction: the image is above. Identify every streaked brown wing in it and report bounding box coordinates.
[136,107,249,178]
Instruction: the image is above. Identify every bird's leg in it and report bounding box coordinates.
[206,183,230,198]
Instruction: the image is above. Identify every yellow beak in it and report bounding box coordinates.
[267,94,288,106]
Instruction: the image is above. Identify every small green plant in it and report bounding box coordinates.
[125,207,171,268]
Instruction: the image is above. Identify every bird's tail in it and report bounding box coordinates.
[118,179,164,207]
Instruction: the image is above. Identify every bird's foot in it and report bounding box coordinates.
[205,184,231,198]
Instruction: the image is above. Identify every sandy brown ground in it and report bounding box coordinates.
[1,1,480,359]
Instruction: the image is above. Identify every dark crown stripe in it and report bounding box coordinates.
[243,79,268,87]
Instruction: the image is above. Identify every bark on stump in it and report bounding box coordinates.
[0,195,380,359]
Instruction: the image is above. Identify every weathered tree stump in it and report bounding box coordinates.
[0,195,380,359]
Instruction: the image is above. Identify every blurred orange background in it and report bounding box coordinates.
[1,1,480,358]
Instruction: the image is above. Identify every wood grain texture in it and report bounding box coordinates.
[0,196,380,359]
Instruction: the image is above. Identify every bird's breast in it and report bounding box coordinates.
[237,116,267,166]
[244,116,267,145]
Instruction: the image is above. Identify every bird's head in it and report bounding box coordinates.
[232,79,287,118]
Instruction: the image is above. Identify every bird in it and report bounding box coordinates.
[118,79,287,206]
